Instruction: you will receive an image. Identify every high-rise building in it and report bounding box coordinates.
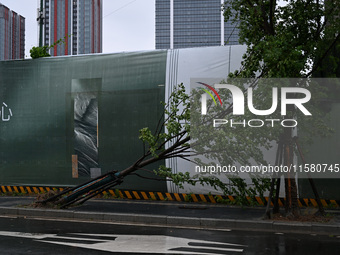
[0,3,25,60]
[155,0,239,49]
[41,0,102,56]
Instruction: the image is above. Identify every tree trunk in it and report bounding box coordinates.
[283,126,299,217]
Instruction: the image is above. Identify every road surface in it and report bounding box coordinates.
[0,215,339,254]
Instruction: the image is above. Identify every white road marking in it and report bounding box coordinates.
[0,231,245,254]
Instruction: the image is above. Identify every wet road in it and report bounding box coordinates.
[0,215,339,254]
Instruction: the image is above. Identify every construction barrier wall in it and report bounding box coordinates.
[0,50,168,190]
[1,45,339,200]
[0,46,246,193]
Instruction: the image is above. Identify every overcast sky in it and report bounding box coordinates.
[0,0,155,58]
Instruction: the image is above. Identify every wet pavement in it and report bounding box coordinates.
[0,215,339,254]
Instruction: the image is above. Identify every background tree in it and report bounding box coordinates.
[30,36,70,59]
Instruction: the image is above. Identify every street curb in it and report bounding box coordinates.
[1,206,339,235]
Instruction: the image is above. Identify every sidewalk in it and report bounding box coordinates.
[0,196,339,235]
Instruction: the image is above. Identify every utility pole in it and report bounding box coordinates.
[37,0,44,47]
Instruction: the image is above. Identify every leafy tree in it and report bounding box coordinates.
[30,45,51,59]
[38,80,276,209]
[30,35,71,59]
[224,0,340,78]
[38,84,193,208]
[222,0,340,216]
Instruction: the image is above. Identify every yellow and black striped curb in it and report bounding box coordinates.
[1,185,339,208]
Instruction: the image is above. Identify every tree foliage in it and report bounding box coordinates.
[221,0,340,157]
[29,45,51,59]
[221,0,340,214]
[30,35,71,59]
[224,0,340,78]
[149,82,274,206]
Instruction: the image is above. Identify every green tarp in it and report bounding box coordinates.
[0,51,167,190]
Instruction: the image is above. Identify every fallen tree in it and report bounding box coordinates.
[36,83,191,208]
[36,82,274,209]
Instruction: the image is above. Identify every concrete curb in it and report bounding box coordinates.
[1,206,339,235]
